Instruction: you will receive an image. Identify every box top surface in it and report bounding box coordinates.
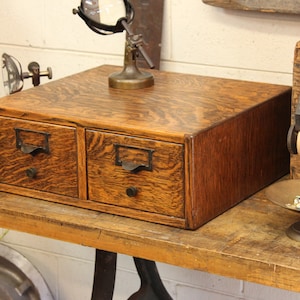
[0,65,291,143]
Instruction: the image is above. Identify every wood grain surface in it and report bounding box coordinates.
[86,130,184,218]
[187,92,291,228]
[0,65,291,143]
[0,117,78,197]
[202,0,300,14]
[0,187,300,292]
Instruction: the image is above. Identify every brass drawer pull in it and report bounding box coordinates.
[114,144,154,174]
[15,128,50,156]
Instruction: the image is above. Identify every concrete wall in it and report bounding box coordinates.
[1,1,299,299]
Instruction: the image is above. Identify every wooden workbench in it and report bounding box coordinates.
[0,186,300,293]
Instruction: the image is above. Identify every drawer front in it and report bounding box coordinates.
[0,117,78,197]
[86,131,185,218]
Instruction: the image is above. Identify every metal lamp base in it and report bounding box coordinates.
[109,68,154,90]
[109,36,154,90]
[286,221,300,241]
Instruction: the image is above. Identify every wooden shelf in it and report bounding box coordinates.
[1,185,300,292]
[202,0,300,14]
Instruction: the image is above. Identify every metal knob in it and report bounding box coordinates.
[126,186,138,197]
[26,168,37,179]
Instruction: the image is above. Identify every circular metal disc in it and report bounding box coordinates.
[286,221,300,241]
[265,179,300,211]
[0,244,53,300]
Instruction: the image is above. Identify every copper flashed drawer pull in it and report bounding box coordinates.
[114,144,154,174]
[20,144,46,156]
[121,161,148,173]
[15,128,51,156]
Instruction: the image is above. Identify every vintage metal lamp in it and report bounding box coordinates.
[2,53,52,94]
[73,0,154,89]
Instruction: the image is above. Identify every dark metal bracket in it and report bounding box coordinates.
[91,250,173,300]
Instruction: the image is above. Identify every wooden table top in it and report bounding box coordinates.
[0,65,290,144]
[1,185,300,293]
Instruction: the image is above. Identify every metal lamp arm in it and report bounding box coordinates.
[121,20,155,69]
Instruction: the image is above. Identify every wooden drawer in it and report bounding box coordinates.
[86,130,185,218]
[0,117,78,197]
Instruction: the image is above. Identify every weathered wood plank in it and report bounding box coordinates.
[1,188,300,292]
[203,0,300,14]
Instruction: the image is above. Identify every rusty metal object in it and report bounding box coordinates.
[128,0,164,70]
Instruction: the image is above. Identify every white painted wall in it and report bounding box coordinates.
[0,1,300,299]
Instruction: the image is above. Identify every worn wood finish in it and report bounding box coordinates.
[1,188,300,292]
[291,41,300,178]
[202,0,300,14]
[0,65,291,229]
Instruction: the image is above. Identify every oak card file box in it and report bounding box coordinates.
[0,65,291,229]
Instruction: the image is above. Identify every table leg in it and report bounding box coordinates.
[91,250,117,300]
[128,257,173,300]
[91,251,172,299]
